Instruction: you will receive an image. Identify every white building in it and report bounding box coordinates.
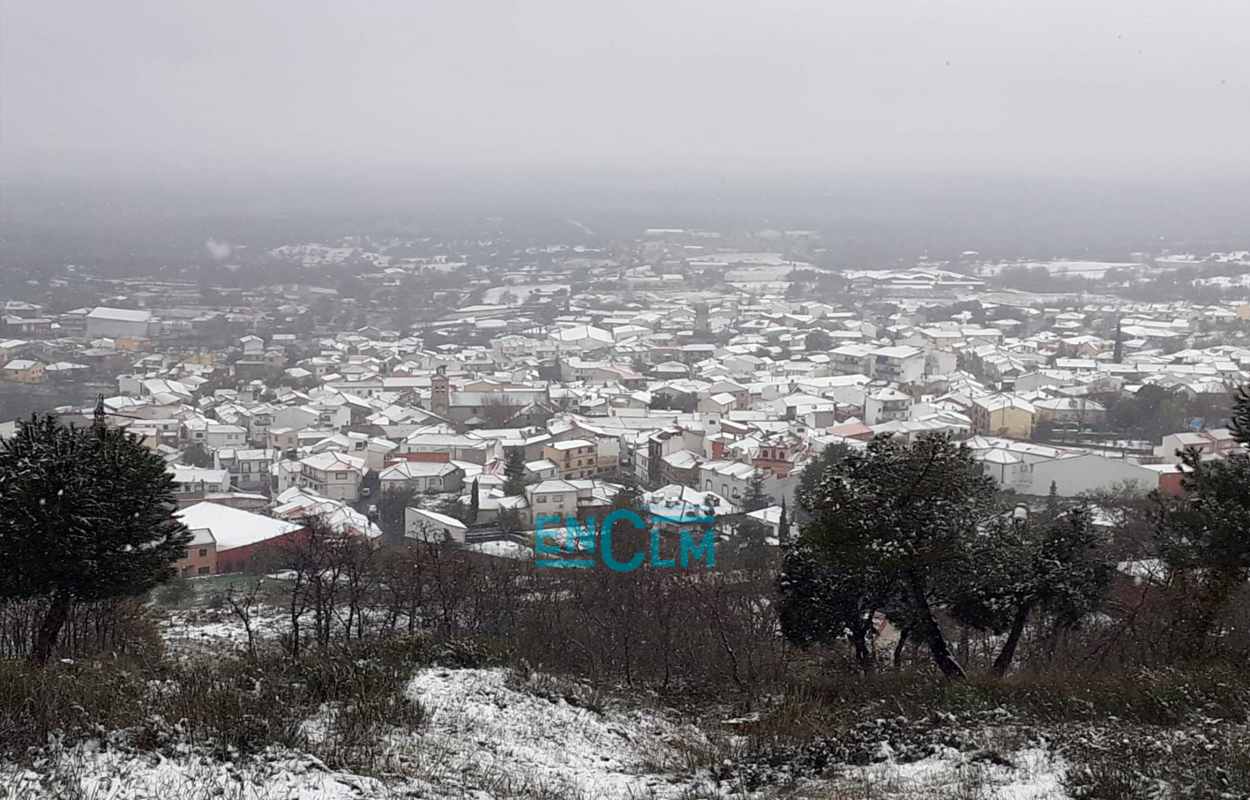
[85,307,154,339]
[298,451,367,502]
[404,507,469,544]
[379,461,464,493]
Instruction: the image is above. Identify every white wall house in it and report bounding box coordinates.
[298,451,367,502]
[404,507,469,544]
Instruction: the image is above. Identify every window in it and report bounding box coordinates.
[336,472,348,480]
[198,548,207,557]
[198,566,210,575]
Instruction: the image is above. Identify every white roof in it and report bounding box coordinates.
[549,438,593,450]
[379,461,456,479]
[176,501,301,552]
[171,465,229,484]
[87,307,152,323]
[299,451,367,474]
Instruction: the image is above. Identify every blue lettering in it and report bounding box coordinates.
[601,509,645,572]
[679,526,717,569]
[536,514,592,568]
[649,528,675,568]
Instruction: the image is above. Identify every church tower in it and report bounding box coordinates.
[431,365,450,418]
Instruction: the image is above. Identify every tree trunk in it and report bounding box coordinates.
[908,573,965,680]
[32,593,72,666]
[992,602,1032,678]
[851,628,875,674]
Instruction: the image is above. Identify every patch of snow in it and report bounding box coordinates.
[3,745,396,800]
[822,746,1070,799]
[405,667,710,798]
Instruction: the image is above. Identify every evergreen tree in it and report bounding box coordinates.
[795,443,852,520]
[468,478,480,524]
[742,468,771,512]
[1231,383,1250,445]
[502,448,527,496]
[1154,440,1250,656]
[0,414,191,664]
[949,484,1112,676]
[777,498,790,544]
[804,329,833,353]
[182,442,214,468]
[778,536,894,672]
[378,485,418,543]
[780,433,997,679]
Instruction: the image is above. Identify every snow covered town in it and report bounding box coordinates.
[4,242,1249,574]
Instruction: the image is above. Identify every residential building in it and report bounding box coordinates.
[298,451,367,502]
[543,439,598,479]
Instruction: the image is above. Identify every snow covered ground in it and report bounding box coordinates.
[2,665,1071,799]
[817,747,1068,799]
[403,668,713,798]
[160,606,288,656]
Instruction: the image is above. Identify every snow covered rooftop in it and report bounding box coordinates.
[175,501,301,552]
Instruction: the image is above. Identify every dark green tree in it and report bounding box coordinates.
[804,329,833,353]
[780,433,998,679]
[778,537,894,672]
[378,484,419,543]
[1231,383,1250,445]
[502,449,527,497]
[0,414,191,664]
[794,442,852,520]
[741,468,771,512]
[468,478,480,525]
[1153,440,1250,657]
[949,485,1112,676]
[182,442,214,468]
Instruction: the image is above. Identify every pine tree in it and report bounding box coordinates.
[780,433,998,679]
[182,442,214,468]
[1154,438,1250,657]
[742,468,771,512]
[1231,383,1250,445]
[778,538,892,672]
[502,448,527,496]
[794,443,851,521]
[468,478,480,524]
[0,415,191,664]
[949,484,1111,676]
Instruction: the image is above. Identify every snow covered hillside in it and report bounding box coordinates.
[3,665,1070,800]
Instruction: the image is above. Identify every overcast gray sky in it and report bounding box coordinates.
[2,0,1247,176]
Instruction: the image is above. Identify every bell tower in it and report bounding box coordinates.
[431,365,450,418]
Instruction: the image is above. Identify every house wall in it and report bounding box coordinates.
[214,528,310,575]
[299,467,361,501]
[86,317,151,340]
[176,542,217,576]
[405,507,468,543]
[1029,455,1157,497]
